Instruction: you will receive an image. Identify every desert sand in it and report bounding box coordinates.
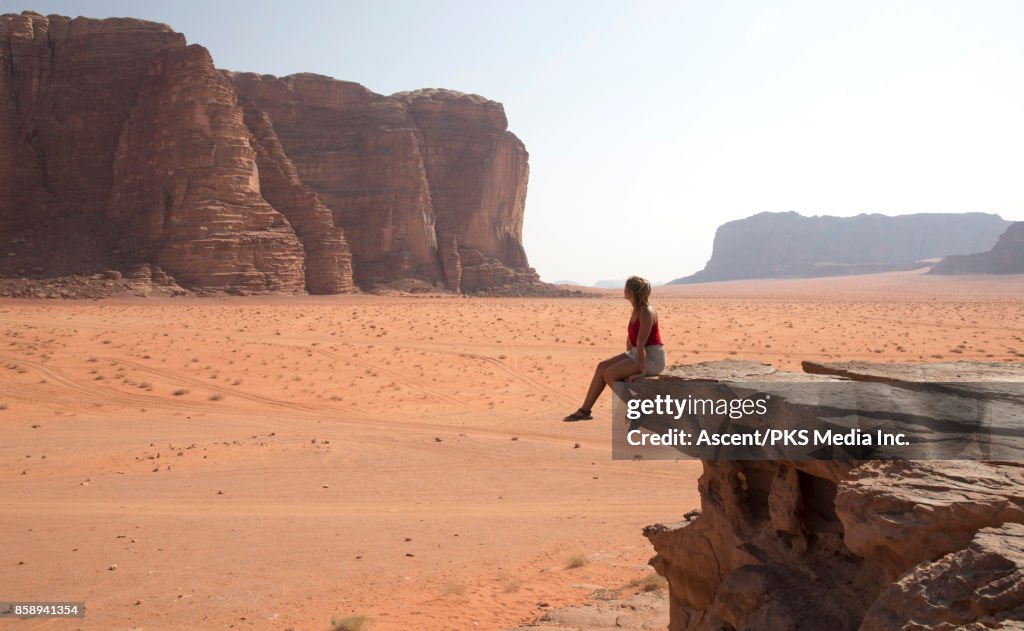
[1,269,1022,630]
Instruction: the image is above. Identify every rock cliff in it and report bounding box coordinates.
[0,11,544,296]
[644,359,1024,631]
[108,44,308,293]
[671,212,1011,284]
[930,221,1024,275]
[395,89,535,291]
[226,75,543,292]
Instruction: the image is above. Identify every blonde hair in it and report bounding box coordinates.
[625,276,652,307]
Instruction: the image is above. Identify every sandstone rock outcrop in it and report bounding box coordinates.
[0,11,545,296]
[226,72,443,290]
[227,76,544,292]
[109,44,308,293]
[802,359,1024,382]
[643,359,1024,631]
[655,359,841,383]
[242,104,354,294]
[860,523,1024,630]
[0,12,185,279]
[395,89,536,291]
[930,221,1024,275]
[671,212,1011,284]
[439,234,463,292]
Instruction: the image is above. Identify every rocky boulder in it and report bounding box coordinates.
[643,359,1024,631]
[860,523,1024,630]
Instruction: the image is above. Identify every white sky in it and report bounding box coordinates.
[7,0,1024,284]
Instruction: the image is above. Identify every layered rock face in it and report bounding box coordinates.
[930,221,1024,275]
[645,359,1024,631]
[108,44,308,293]
[241,105,353,294]
[227,73,442,289]
[228,76,543,292]
[396,89,534,291]
[0,11,543,295]
[0,12,186,278]
[671,212,1011,284]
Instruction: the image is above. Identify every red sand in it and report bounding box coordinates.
[1,269,1021,629]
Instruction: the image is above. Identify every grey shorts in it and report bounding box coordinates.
[627,344,667,376]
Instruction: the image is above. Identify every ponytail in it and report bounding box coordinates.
[625,276,652,307]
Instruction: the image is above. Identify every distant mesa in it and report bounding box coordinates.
[670,211,1011,284]
[552,280,582,286]
[0,12,550,297]
[930,222,1024,275]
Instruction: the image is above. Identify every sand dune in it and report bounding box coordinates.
[1,270,1021,629]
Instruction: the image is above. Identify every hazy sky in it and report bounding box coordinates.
[5,0,1024,284]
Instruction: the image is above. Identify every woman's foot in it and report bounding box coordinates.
[563,408,593,422]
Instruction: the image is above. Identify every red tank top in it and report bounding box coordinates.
[628,311,663,347]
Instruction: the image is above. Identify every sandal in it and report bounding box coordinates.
[563,408,593,421]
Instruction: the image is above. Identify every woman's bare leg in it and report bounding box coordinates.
[602,357,643,386]
[579,353,628,411]
[602,357,644,420]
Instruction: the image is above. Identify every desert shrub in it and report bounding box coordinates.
[329,614,368,631]
[565,554,588,569]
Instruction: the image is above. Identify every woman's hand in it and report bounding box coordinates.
[626,373,644,382]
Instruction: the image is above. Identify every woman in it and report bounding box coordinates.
[564,276,666,421]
